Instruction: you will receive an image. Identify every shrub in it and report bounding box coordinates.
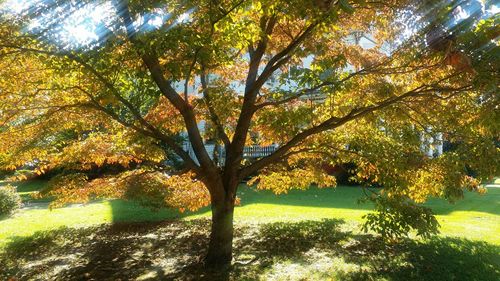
[362,194,440,240]
[0,184,22,217]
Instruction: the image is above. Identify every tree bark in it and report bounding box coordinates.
[205,193,235,268]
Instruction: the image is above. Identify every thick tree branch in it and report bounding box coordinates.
[73,86,200,172]
[112,0,217,174]
[253,56,445,110]
[231,19,321,156]
[71,53,200,170]
[239,82,472,179]
[252,21,319,95]
[223,15,278,176]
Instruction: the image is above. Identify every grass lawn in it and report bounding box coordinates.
[1,181,499,280]
[1,181,499,246]
[12,179,53,203]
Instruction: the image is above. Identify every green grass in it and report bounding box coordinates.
[1,181,499,246]
[194,186,500,244]
[1,181,499,280]
[12,179,52,203]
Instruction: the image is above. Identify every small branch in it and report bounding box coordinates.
[255,67,369,109]
[200,70,231,147]
[184,47,202,102]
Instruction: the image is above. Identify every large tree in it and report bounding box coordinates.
[0,0,498,267]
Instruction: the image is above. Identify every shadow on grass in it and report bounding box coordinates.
[1,219,499,281]
[108,199,197,223]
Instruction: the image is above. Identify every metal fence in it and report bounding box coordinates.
[182,142,278,166]
[242,145,278,158]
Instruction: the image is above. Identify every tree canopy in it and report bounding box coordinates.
[0,0,498,267]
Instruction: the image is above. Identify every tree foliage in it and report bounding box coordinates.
[0,0,498,265]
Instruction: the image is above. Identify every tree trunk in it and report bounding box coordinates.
[205,195,235,268]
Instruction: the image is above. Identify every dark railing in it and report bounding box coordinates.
[182,143,278,166]
[242,145,277,158]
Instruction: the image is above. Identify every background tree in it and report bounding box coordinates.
[0,0,498,267]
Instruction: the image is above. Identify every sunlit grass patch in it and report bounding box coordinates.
[0,181,499,247]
